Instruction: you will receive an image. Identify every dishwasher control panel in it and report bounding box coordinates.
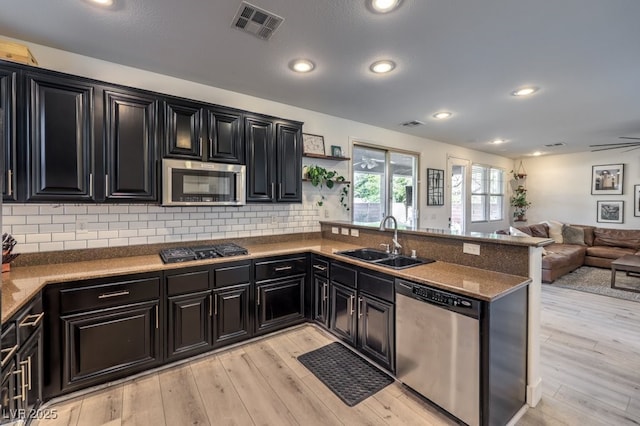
[413,285,472,308]
[396,279,480,318]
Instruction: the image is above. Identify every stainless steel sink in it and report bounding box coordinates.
[336,248,434,270]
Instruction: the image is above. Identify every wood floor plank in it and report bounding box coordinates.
[158,364,210,426]
[555,385,640,426]
[121,373,166,426]
[190,355,254,426]
[218,348,298,426]
[395,386,459,425]
[364,385,444,425]
[75,385,123,426]
[243,339,342,425]
[33,397,83,426]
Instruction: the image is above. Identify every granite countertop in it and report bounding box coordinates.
[1,239,531,322]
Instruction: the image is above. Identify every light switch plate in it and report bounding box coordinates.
[341,228,349,235]
[350,229,359,237]
[463,243,480,255]
[332,227,339,234]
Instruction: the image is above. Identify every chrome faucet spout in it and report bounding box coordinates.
[380,215,402,255]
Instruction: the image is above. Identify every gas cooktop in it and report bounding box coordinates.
[159,242,248,264]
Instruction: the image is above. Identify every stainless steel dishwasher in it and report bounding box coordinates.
[395,279,480,426]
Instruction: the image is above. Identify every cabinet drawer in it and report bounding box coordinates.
[331,262,357,288]
[311,257,329,277]
[359,270,394,303]
[215,261,251,288]
[166,268,210,296]
[255,256,306,282]
[16,295,44,345]
[60,276,160,314]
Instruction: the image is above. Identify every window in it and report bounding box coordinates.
[471,165,504,222]
[352,145,418,227]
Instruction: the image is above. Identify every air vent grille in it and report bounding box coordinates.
[232,1,284,41]
[544,142,566,147]
[401,120,424,127]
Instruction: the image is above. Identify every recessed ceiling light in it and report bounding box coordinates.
[86,0,114,6]
[511,86,539,97]
[491,139,506,144]
[532,151,543,156]
[289,59,315,73]
[370,60,396,74]
[368,0,403,13]
[432,111,453,120]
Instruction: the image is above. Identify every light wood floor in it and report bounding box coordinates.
[35,285,640,426]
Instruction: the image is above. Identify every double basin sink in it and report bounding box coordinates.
[336,248,435,270]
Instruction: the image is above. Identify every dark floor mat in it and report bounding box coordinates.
[297,342,394,406]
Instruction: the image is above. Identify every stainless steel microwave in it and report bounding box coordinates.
[162,159,246,206]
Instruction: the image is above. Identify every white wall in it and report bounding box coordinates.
[2,37,514,252]
[521,150,640,228]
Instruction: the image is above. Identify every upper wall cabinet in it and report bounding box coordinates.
[0,65,18,201]
[164,98,244,164]
[276,122,302,202]
[25,72,96,202]
[102,88,159,201]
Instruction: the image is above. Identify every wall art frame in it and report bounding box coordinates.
[597,200,624,223]
[427,168,445,206]
[302,133,325,155]
[635,185,640,217]
[591,164,624,195]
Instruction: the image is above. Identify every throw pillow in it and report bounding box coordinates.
[541,220,564,243]
[509,226,530,237]
[561,225,586,246]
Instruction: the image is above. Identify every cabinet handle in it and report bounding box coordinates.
[214,294,218,316]
[20,356,32,391]
[323,283,328,301]
[358,297,363,318]
[7,169,12,196]
[98,290,130,299]
[0,345,18,368]
[105,174,109,196]
[271,182,275,197]
[200,137,203,157]
[278,183,282,198]
[274,266,293,272]
[349,295,354,316]
[13,363,26,402]
[89,173,93,197]
[155,305,159,329]
[257,290,261,306]
[209,294,213,317]
[19,312,44,328]
[313,264,327,271]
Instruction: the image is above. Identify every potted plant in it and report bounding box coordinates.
[305,165,350,211]
[510,185,531,221]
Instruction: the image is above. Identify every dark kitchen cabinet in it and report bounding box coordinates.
[329,282,357,346]
[102,88,159,201]
[0,65,18,201]
[311,256,330,328]
[1,359,17,421]
[245,114,303,203]
[213,284,251,346]
[25,72,96,201]
[358,294,394,371]
[165,267,212,361]
[164,98,244,164]
[16,327,43,414]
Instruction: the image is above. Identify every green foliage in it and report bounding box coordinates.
[392,176,411,203]
[354,173,381,203]
[510,185,531,218]
[306,165,350,211]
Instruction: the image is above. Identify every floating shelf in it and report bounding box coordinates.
[302,178,351,184]
[302,153,350,161]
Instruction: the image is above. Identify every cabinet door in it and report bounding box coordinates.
[329,282,357,346]
[0,66,17,201]
[164,100,203,159]
[213,284,251,347]
[16,327,43,413]
[0,360,17,420]
[255,275,304,334]
[61,301,160,391]
[312,275,330,328]
[25,73,95,201]
[206,108,243,164]
[245,115,274,201]
[358,294,394,372]
[275,122,302,202]
[167,291,211,361]
[103,89,158,201]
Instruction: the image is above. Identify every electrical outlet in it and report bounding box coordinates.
[463,243,480,255]
[76,219,88,234]
[324,209,330,218]
[332,227,339,234]
[341,228,349,235]
[271,215,279,225]
[350,229,359,237]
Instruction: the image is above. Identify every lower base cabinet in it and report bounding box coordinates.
[167,291,211,359]
[358,294,394,371]
[329,282,357,346]
[213,284,251,347]
[256,276,305,334]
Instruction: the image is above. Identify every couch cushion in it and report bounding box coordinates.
[593,228,640,250]
[586,245,636,259]
[510,226,530,237]
[562,225,586,245]
[541,220,564,243]
[542,243,586,270]
[528,223,550,238]
[571,225,595,246]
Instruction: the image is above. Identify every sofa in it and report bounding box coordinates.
[498,222,640,283]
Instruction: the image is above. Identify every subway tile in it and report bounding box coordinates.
[219,212,233,219]
[147,236,165,244]
[107,238,128,247]
[173,227,189,234]
[128,222,149,229]
[138,229,156,237]
[64,205,87,215]
[109,205,129,214]
[147,221,166,228]
[128,205,149,213]
[165,220,182,228]
[76,214,98,222]
[157,213,174,220]
[13,205,40,215]
[118,229,138,238]
[189,213,205,219]
[98,214,120,222]
[129,237,148,245]
[52,232,76,242]
[18,243,40,253]
[76,231,98,240]
[108,222,129,230]
[98,230,119,239]
[39,242,65,252]
[64,224,77,232]
[2,206,11,216]
[155,228,171,236]
[52,215,76,224]
[173,213,189,220]
[3,216,26,225]
[204,212,219,219]
[188,226,205,234]
[224,219,238,226]
[138,214,157,221]
[119,214,139,222]
[87,239,109,249]
[12,225,39,234]
[147,206,166,213]
[64,240,88,250]
[165,235,182,242]
[87,205,110,214]
[26,233,52,243]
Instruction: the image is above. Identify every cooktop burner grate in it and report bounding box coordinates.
[159,242,249,264]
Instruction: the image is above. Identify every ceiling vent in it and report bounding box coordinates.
[401,120,424,127]
[544,142,567,147]
[232,1,284,41]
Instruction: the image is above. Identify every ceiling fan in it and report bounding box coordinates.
[353,156,383,169]
[590,137,640,152]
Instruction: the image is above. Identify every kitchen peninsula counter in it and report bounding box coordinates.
[1,238,531,322]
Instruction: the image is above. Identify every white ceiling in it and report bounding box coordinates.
[2,0,639,158]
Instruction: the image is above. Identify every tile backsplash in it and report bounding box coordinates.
[2,203,321,253]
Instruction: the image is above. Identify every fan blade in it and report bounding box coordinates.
[619,136,640,140]
[590,146,639,152]
[623,146,640,152]
[589,142,640,147]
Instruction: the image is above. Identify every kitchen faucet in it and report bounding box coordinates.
[379,215,402,255]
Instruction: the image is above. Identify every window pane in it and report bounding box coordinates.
[471,194,486,221]
[390,152,417,227]
[353,146,385,224]
[489,169,504,195]
[471,165,486,194]
[490,195,503,220]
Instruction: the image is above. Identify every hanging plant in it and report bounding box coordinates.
[305,165,350,211]
[510,185,531,221]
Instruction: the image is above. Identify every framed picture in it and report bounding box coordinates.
[302,133,325,155]
[635,185,640,217]
[330,145,342,157]
[597,200,624,223]
[427,168,445,206]
[592,164,624,195]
